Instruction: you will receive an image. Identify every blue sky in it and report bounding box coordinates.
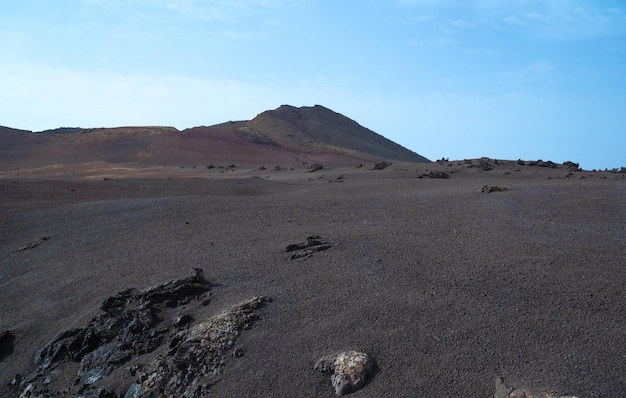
[1,1,625,169]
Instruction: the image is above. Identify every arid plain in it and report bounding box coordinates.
[1,106,625,397]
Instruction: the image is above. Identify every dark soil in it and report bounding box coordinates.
[1,163,624,397]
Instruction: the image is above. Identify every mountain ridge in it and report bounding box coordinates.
[0,105,430,171]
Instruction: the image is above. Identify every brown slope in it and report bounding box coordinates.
[0,126,50,169]
[0,126,177,170]
[179,105,430,167]
[1,105,430,175]
[180,121,383,169]
[247,105,430,163]
[1,123,360,173]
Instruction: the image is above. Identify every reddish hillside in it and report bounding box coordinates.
[248,105,429,163]
[0,105,431,172]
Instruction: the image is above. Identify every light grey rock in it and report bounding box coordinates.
[495,377,580,398]
[315,351,376,396]
[136,296,268,397]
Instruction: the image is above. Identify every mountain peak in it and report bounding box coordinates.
[252,105,429,163]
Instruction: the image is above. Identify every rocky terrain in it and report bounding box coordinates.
[1,107,625,396]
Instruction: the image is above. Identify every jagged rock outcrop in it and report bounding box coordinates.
[15,269,268,398]
[129,296,267,397]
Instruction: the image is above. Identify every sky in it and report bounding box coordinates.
[1,0,625,170]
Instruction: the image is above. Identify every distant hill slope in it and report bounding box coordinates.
[0,105,430,170]
[247,105,429,163]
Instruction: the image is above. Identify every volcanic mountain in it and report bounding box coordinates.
[0,105,429,174]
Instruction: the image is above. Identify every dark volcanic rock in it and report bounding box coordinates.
[308,163,324,172]
[17,236,50,252]
[16,269,271,397]
[418,171,450,179]
[0,330,15,362]
[563,161,581,171]
[372,161,392,170]
[30,268,212,379]
[479,158,494,171]
[526,159,558,168]
[286,236,333,259]
[481,185,508,193]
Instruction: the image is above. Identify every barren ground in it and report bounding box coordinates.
[1,160,624,397]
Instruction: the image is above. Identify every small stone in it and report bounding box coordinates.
[173,314,193,327]
[495,377,580,398]
[232,347,244,357]
[19,383,34,398]
[9,374,22,389]
[0,330,15,360]
[128,364,141,376]
[481,185,507,193]
[315,351,376,396]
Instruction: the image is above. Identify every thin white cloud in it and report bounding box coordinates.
[497,3,626,39]
[394,0,626,40]
[407,37,456,48]
[497,60,558,90]
[410,14,437,23]
[450,19,477,28]
[78,0,283,21]
[523,11,550,22]
[394,0,459,7]
[145,0,283,14]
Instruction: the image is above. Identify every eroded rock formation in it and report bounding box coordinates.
[15,269,268,398]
